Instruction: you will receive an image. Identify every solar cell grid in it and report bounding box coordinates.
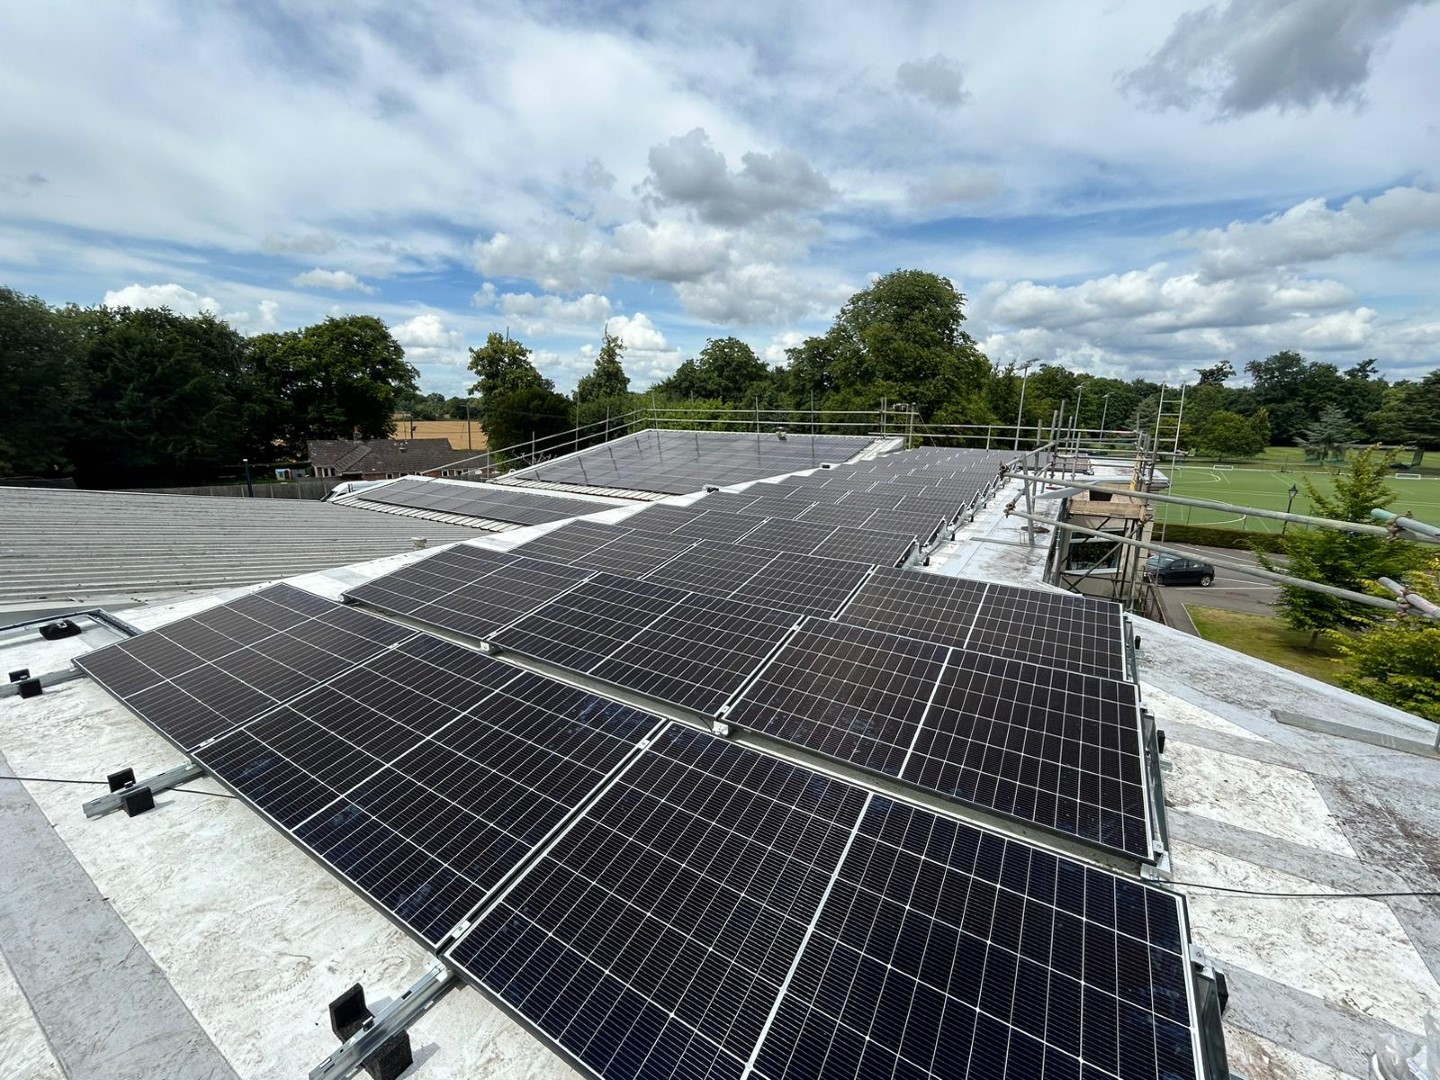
[346,547,595,640]
[75,584,415,751]
[195,639,664,947]
[749,796,1199,1080]
[505,520,627,565]
[735,550,874,619]
[726,617,1152,858]
[358,478,612,526]
[727,620,950,777]
[493,573,797,715]
[448,724,871,1080]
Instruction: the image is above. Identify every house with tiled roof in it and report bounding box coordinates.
[307,438,489,481]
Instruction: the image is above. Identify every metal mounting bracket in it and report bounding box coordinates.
[0,668,84,698]
[309,963,455,1080]
[82,761,206,819]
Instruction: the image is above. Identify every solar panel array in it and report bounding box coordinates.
[504,429,877,495]
[492,573,798,714]
[447,725,1205,1080]
[506,521,699,578]
[725,618,1151,858]
[841,566,1129,681]
[77,573,1220,1077]
[342,476,619,527]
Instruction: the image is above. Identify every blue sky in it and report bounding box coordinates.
[2,0,1437,396]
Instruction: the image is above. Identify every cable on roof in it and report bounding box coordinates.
[0,775,235,799]
[1167,879,1440,900]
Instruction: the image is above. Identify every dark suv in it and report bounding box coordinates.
[1145,553,1215,587]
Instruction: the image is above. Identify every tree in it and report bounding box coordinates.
[1260,447,1427,643]
[1374,373,1440,455]
[1195,410,1266,461]
[0,288,79,477]
[467,333,570,454]
[1244,351,1346,444]
[1298,404,1354,462]
[1329,557,1440,722]
[1195,360,1234,386]
[257,315,417,456]
[576,328,630,401]
[68,306,254,485]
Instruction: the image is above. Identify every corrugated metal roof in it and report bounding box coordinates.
[0,487,475,608]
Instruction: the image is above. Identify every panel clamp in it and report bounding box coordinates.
[310,962,455,1080]
[82,761,206,819]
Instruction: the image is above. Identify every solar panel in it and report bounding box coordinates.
[74,584,414,751]
[914,651,1149,858]
[625,505,767,544]
[740,518,911,563]
[447,724,871,1079]
[726,618,1153,859]
[750,795,1202,1080]
[505,520,627,565]
[492,574,799,714]
[726,620,950,777]
[356,477,613,526]
[194,646,663,946]
[345,546,594,639]
[841,567,1128,680]
[446,725,1212,1080]
[504,430,878,495]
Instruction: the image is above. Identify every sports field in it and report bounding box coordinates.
[1156,464,1440,532]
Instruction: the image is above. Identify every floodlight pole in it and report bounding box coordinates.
[1013,358,1037,451]
[1100,393,1112,442]
[1283,484,1298,534]
[242,458,253,498]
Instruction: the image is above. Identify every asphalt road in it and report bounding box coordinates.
[1149,544,1281,633]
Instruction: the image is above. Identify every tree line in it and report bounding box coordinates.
[465,269,1440,463]
[0,288,417,486]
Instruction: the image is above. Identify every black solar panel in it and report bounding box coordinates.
[492,574,798,714]
[504,430,877,495]
[841,567,1128,680]
[505,520,627,564]
[726,620,949,777]
[740,518,917,567]
[726,618,1152,859]
[507,521,698,577]
[750,795,1200,1080]
[356,477,612,526]
[74,584,414,751]
[446,725,1208,1080]
[195,646,663,946]
[447,725,871,1079]
[625,505,767,544]
[345,546,594,639]
[640,541,873,620]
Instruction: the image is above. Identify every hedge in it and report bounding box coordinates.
[1150,523,1285,553]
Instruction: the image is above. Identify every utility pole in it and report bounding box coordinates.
[1099,393,1112,442]
[242,458,254,498]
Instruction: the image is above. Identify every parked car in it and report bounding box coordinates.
[1145,553,1215,587]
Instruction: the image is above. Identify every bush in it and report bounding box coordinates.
[1152,523,1285,553]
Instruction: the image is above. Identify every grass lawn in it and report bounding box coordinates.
[1185,605,1347,685]
[1157,462,1440,533]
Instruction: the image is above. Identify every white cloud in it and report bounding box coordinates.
[496,292,612,336]
[1122,0,1431,117]
[764,331,808,365]
[1181,185,1440,278]
[262,232,338,255]
[102,282,219,315]
[907,166,1003,209]
[291,268,376,293]
[392,312,464,351]
[639,128,833,226]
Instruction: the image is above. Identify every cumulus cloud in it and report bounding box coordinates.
[494,291,613,336]
[640,128,833,227]
[102,282,219,315]
[392,312,465,351]
[1122,0,1430,117]
[1181,185,1440,278]
[291,268,375,293]
[896,54,970,110]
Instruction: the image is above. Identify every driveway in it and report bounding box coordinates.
[1149,544,1281,633]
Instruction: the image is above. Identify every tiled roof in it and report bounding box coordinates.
[307,438,485,475]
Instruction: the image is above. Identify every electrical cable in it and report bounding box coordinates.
[1167,879,1440,900]
[0,774,235,799]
